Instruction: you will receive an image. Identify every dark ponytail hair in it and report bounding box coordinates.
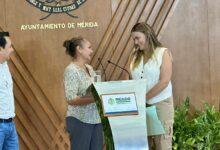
[0,32,10,49]
[63,37,84,58]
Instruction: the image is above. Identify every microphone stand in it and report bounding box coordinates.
[98,58,107,81]
[107,60,131,80]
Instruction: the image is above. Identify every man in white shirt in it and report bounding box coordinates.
[0,32,19,150]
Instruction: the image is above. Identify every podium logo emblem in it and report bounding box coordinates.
[26,0,87,20]
[108,98,115,105]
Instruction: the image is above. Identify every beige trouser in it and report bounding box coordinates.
[148,97,174,150]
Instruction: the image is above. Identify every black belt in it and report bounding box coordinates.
[146,103,152,107]
[0,118,13,123]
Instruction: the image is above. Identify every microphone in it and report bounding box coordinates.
[98,58,107,81]
[107,60,131,80]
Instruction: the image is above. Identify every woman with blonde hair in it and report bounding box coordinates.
[130,22,174,150]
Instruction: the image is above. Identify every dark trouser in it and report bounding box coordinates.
[66,117,103,150]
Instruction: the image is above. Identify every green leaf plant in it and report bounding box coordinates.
[173,97,220,150]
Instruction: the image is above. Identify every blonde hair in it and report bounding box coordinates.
[130,22,162,70]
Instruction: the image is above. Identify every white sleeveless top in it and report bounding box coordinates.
[131,47,172,104]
